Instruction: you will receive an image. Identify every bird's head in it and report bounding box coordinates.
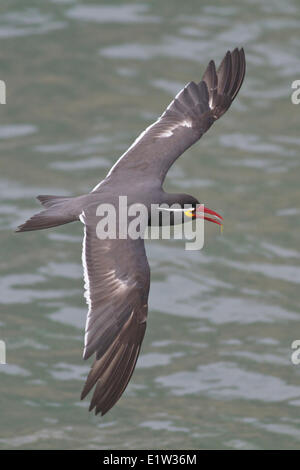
[156,193,223,228]
[177,194,223,228]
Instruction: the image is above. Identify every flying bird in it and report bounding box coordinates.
[16,48,245,415]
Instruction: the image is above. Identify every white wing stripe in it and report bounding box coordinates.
[80,211,91,309]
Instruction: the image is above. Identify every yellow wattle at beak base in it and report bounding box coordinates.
[184,210,194,218]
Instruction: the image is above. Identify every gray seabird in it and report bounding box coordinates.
[17,49,245,415]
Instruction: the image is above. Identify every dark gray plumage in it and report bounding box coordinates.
[16,48,246,415]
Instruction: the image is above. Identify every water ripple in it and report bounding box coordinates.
[157,362,300,402]
[66,4,161,24]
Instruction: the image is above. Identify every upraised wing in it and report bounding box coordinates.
[101,48,245,186]
[80,211,150,415]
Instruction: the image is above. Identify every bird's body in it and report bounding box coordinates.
[17,48,246,415]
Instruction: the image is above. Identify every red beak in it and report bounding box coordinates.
[195,205,223,226]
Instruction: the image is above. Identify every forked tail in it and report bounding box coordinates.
[16,195,79,232]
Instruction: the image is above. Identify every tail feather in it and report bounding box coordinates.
[37,195,70,208]
[16,195,78,232]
